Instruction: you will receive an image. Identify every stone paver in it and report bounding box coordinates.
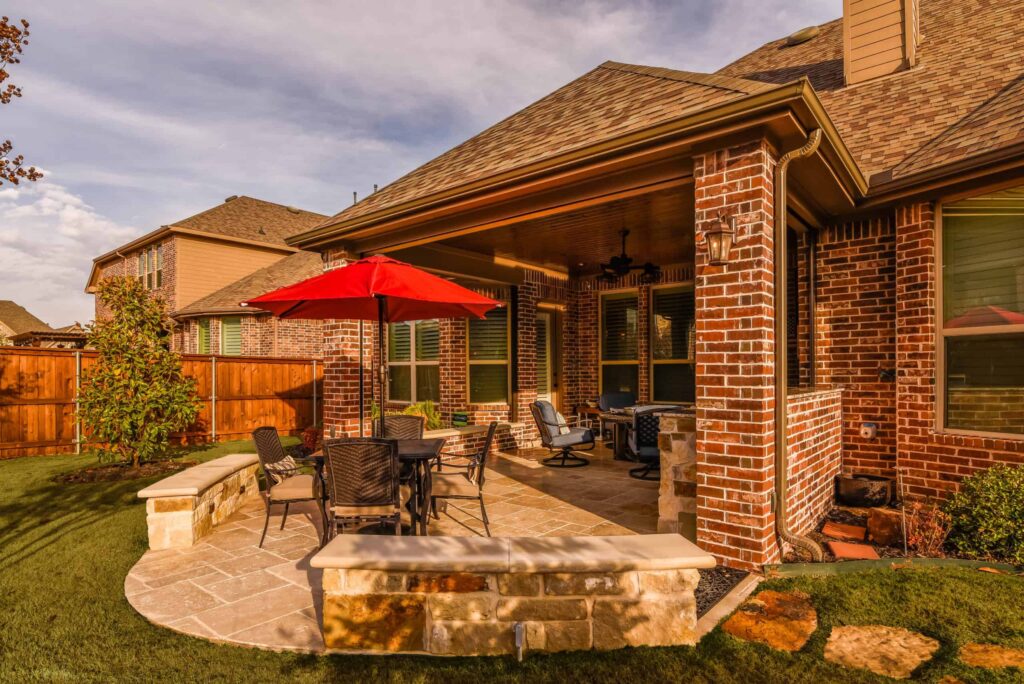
[827,541,880,560]
[721,590,817,651]
[821,521,866,542]
[824,625,939,679]
[126,445,657,653]
[959,643,1024,669]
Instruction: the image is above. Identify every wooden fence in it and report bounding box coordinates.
[0,347,323,459]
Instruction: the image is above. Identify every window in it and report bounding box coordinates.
[651,286,695,403]
[468,307,509,404]
[137,253,145,284]
[940,186,1024,435]
[137,244,163,290]
[600,291,639,397]
[156,244,163,287]
[197,319,210,354]
[387,320,440,403]
[220,316,242,356]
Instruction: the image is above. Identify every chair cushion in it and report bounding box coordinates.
[269,474,315,501]
[265,455,299,484]
[431,472,478,497]
[332,504,397,517]
[535,401,569,439]
[549,427,594,448]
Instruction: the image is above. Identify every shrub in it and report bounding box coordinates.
[79,277,200,468]
[903,501,949,557]
[944,464,1024,565]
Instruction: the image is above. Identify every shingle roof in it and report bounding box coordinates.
[169,196,328,245]
[175,251,324,316]
[0,301,52,335]
[318,62,772,227]
[718,1,1024,181]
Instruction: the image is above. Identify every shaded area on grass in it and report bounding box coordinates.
[0,443,1022,683]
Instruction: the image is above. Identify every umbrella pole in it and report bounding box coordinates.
[358,320,365,438]
[377,296,386,439]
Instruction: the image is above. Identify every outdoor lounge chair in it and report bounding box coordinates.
[252,426,320,548]
[530,400,593,468]
[322,438,402,537]
[430,421,497,536]
[625,406,666,480]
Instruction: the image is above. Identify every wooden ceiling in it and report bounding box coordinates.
[438,185,695,276]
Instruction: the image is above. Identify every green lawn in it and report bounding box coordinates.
[1,443,1022,683]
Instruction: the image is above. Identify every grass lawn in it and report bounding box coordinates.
[1,442,1022,683]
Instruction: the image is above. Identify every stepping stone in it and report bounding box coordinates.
[824,625,939,679]
[959,643,1024,669]
[822,521,867,542]
[867,507,903,546]
[721,590,817,652]
[977,567,1007,575]
[827,541,880,560]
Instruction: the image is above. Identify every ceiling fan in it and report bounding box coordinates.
[599,229,661,283]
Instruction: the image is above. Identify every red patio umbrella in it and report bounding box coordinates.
[243,255,501,435]
[945,305,1024,328]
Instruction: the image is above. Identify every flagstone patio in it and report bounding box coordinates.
[125,445,658,652]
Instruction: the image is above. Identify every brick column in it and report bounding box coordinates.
[439,318,467,426]
[515,283,539,430]
[693,138,779,570]
[321,247,371,438]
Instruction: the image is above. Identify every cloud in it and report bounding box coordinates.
[0,177,137,326]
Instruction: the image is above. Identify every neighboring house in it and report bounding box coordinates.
[175,250,324,358]
[287,0,1024,570]
[11,323,89,349]
[86,195,327,356]
[0,301,53,346]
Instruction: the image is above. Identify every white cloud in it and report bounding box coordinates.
[0,176,137,326]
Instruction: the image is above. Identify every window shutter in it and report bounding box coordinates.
[469,308,508,360]
[221,317,242,356]
[197,319,210,354]
[601,293,638,361]
[415,320,440,361]
[388,323,411,362]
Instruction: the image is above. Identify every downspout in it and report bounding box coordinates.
[773,128,824,562]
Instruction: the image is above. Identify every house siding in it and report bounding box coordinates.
[173,235,289,311]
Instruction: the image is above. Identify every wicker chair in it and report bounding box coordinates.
[252,426,319,548]
[431,422,497,536]
[377,414,425,440]
[322,438,402,537]
[530,400,593,468]
[625,407,664,481]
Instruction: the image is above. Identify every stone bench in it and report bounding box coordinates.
[137,454,260,550]
[310,533,716,655]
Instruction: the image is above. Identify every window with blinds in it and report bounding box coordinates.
[220,316,242,356]
[137,244,163,290]
[387,320,440,403]
[197,319,210,354]
[941,186,1024,435]
[601,292,639,396]
[536,313,551,398]
[651,286,695,403]
[468,307,509,404]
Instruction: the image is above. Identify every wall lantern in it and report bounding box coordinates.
[705,213,736,266]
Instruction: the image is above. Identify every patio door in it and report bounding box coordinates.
[536,312,555,404]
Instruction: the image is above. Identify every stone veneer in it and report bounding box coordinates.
[312,535,714,656]
[657,414,698,538]
[137,454,260,550]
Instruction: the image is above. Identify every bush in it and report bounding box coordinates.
[904,501,949,557]
[944,464,1024,565]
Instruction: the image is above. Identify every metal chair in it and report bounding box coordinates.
[625,406,664,480]
[377,414,425,440]
[252,426,319,548]
[430,422,498,536]
[530,400,593,468]
[322,438,402,537]
[597,391,636,442]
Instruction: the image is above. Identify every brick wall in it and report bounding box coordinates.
[93,237,177,320]
[693,138,778,570]
[816,215,897,477]
[177,314,322,358]
[786,388,844,538]
[895,202,1024,499]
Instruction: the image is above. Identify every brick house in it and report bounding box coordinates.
[294,0,1024,569]
[87,196,326,356]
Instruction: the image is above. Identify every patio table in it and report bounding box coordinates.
[598,411,634,460]
[302,437,445,538]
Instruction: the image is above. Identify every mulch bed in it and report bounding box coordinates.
[54,459,195,484]
[697,565,749,617]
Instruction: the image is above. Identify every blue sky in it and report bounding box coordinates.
[0,0,837,325]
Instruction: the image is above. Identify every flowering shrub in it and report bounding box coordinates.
[944,465,1024,565]
[302,425,322,453]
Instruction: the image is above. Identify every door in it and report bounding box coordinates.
[536,312,555,404]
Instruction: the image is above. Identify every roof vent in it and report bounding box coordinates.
[785,26,819,46]
[286,206,301,214]
[224,195,239,203]
[258,227,266,235]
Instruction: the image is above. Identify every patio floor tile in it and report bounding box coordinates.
[192,584,315,637]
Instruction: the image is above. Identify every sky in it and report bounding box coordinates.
[0,0,838,326]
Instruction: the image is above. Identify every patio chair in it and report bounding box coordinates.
[598,391,636,442]
[530,400,593,468]
[625,406,667,480]
[376,414,425,440]
[430,421,498,536]
[252,426,319,548]
[322,438,402,537]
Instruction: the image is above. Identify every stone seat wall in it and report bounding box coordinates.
[310,533,716,656]
[137,454,260,550]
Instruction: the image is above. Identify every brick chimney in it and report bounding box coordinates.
[843,0,919,86]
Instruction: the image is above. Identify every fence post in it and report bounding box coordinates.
[74,350,82,455]
[211,356,217,442]
[312,359,318,425]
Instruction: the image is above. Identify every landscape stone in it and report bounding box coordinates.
[591,597,697,649]
[824,625,939,679]
[429,621,514,656]
[406,572,489,593]
[496,597,588,621]
[867,507,903,546]
[827,541,880,560]
[959,643,1024,669]
[544,572,636,595]
[322,594,426,652]
[497,573,541,596]
[822,521,867,542]
[721,590,817,651]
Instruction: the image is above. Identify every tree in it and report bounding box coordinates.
[1,16,41,186]
[79,277,200,468]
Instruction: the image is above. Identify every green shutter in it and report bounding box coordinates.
[415,320,440,361]
[469,309,508,360]
[197,319,210,354]
[221,317,242,356]
[388,323,411,362]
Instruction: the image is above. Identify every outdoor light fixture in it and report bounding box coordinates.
[705,213,736,266]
